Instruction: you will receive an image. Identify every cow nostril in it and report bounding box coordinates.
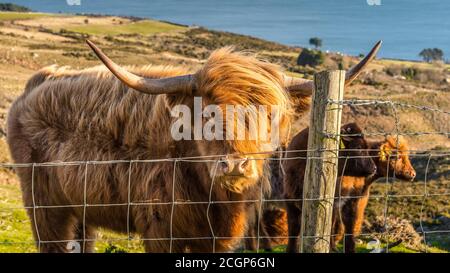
[220,160,230,174]
[238,158,249,173]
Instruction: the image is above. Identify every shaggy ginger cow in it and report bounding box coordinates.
[7,40,380,253]
[331,135,416,253]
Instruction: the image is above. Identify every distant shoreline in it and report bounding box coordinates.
[4,0,450,61]
[0,10,446,64]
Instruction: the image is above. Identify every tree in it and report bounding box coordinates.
[419,48,444,62]
[309,37,322,49]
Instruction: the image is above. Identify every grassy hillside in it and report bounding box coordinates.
[0,11,55,20]
[0,11,448,253]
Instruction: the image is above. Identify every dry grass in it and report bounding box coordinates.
[15,15,185,35]
[0,11,55,21]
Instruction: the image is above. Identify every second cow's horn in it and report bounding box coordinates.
[285,40,382,95]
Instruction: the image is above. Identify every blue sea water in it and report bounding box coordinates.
[5,0,450,61]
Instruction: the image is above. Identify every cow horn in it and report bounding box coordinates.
[285,40,382,95]
[86,40,194,95]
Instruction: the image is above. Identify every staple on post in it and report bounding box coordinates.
[300,70,345,253]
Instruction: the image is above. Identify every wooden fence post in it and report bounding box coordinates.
[300,70,345,253]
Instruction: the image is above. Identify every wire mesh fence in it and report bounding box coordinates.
[0,97,448,253]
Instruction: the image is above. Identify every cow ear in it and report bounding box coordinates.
[339,135,353,151]
[379,143,391,161]
[339,139,346,149]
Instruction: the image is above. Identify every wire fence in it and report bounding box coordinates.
[0,98,448,253]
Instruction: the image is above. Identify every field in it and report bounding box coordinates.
[0,11,449,253]
[0,11,55,21]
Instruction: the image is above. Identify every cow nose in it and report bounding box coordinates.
[237,158,249,174]
[218,157,249,175]
[409,170,416,180]
[219,158,232,174]
[372,165,377,174]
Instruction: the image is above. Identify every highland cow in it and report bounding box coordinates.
[7,40,380,253]
[262,208,289,246]
[283,123,377,253]
[331,135,416,253]
[244,205,288,251]
[244,149,286,251]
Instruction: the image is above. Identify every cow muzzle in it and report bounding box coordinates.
[213,156,259,193]
[218,156,250,177]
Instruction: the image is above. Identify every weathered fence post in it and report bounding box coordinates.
[300,70,345,253]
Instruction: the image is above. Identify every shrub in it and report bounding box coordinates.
[385,65,446,84]
[401,67,417,80]
[297,48,325,67]
[0,3,31,12]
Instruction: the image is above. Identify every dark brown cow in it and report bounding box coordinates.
[283,123,377,253]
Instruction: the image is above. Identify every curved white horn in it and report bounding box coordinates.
[86,40,193,95]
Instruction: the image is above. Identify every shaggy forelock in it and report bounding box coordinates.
[196,47,290,109]
[385,135,409,152]
[194,47,292,155]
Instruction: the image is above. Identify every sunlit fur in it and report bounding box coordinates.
[376,135,415,180]
[7,47,300,253]
[262,208,288,246]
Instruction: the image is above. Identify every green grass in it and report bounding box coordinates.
[332,242,419,253]
[0,181,448,253]
[0,184,35,253]
[241,244,287,253]
[241,243,416,253]
[427,235,450,251]
[94,231,144,253]
[0,11,54,21]
[0,183,145,253]
[61,20,185,36]
[242,239,449,253]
